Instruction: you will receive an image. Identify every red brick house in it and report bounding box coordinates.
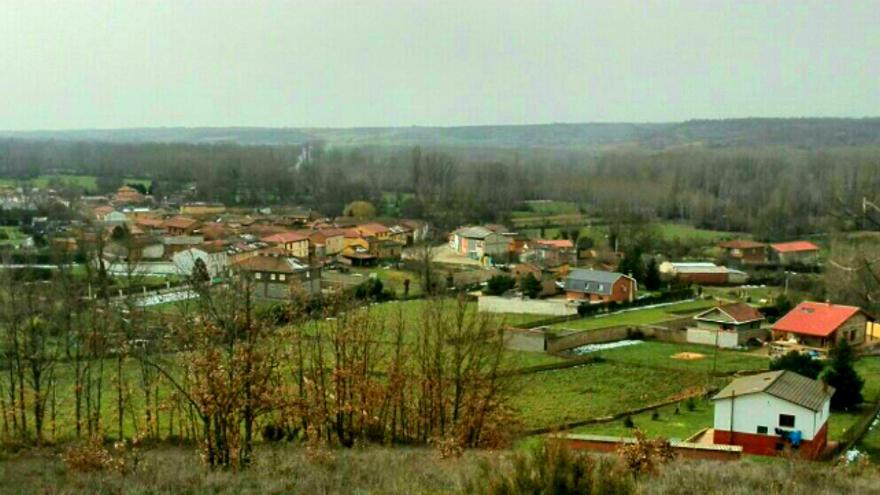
[719,240,767,265]
[712,371,833,459]
[563,269,636,303]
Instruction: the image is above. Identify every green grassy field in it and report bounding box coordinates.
[655,222,748,243]
[569,397,715,441]
[510,361,708,429]
[597,341,769,374]
[349,267,422,297]
[0,174,151,191]
[549,299,716,331]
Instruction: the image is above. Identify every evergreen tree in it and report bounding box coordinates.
[643,257,661,291]
[822,340,864,411]
[520,273,542,299]
[769,351,823,379]
[618,247,645,282]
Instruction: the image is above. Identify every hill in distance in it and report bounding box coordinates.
[3,118,880,149]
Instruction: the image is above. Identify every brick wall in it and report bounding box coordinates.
[564,434,742,461]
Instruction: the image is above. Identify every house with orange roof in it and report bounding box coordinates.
[261,231,310,259]
[112,185,146,205]
[310,229,346,257]
[356,223,391,240]
[771,301,871,355]
[164,216,201,236]
[769,241,820,266]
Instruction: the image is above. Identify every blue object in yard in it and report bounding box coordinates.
[790,430,802,447]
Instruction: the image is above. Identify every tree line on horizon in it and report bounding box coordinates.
[1,139,879,238]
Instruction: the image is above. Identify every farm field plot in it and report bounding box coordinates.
[509,361,708,429]
[596,341,769,374]
[549,299,716,331]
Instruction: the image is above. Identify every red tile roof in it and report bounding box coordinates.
[357,223,390,235]
[262,231,309,244]
[164,216,200,230]
[772,301,864,337]
[534,239,574,249]
[771,241,819,253]
[719,240,765,249]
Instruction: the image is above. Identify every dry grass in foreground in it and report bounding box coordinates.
[1,443,880,494]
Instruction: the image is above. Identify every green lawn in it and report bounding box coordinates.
[0,174,151,191]
[549,299,716,331]
[569,397,715,441]
[655,222,747,243]
[510,361,708,429]
[597,341,769,375]
[350,267,423,298]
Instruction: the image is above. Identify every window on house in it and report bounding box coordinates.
[270,273,277,281]
[779,414,795,428]
[255,273,262,280]
[850,331,855,342]
[279,274,286,281]
[757,426,768,434]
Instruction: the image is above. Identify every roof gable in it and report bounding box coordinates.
[696,302,764,324]
[713,371,833,412]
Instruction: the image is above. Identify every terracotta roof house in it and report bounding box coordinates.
[164,216,201,236]
[719,240,767,265]
[564,269,636,304]
[261,231,310,259]
[113,185,145,205]
[769,241,820,266]
[712,371,833,459]
[356,223,391,240]
[135,216,166,231]
[309,229,346,257]
[771,301,871,355]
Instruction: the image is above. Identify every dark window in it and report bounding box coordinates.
[779,414,795,428]
[757,425,768,434]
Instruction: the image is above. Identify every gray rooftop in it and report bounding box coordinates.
[564,269,627,296]
[455,226,494,239]
[712,370,834,412]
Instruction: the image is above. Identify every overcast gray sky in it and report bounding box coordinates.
[1,0,878,130]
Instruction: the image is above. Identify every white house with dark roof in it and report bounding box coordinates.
[712,370,833,459]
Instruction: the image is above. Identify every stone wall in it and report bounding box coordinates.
[504,328,547,352]
[478,295,577,316]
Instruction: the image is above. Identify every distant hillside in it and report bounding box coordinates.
[3,118,880,149]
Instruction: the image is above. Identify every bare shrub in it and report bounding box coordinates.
[617,429,675,476]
